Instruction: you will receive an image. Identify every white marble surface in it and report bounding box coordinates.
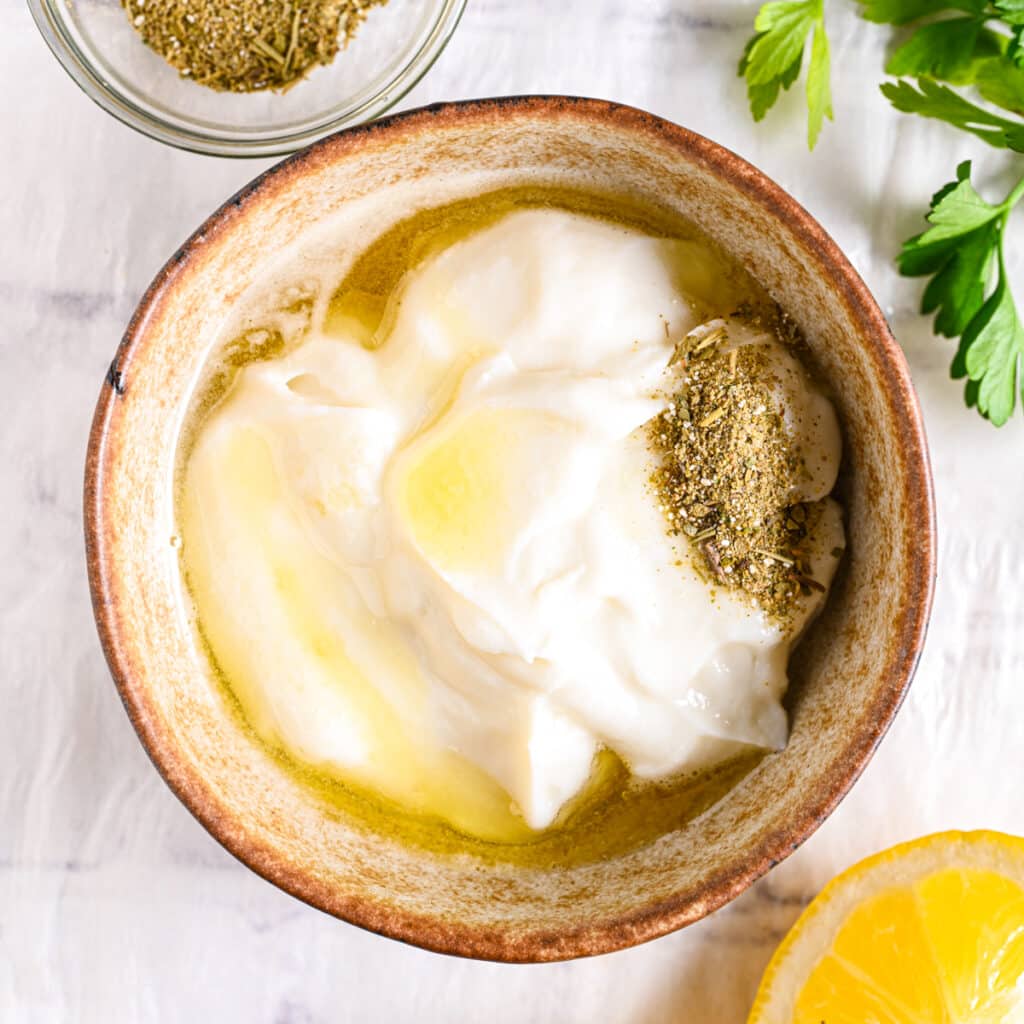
[4,0,1024,1020]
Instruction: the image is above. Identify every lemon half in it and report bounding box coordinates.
[749,831,1024,1023]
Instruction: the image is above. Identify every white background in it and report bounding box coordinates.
[4,1,1024,1020]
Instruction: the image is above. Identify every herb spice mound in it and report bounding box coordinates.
[123,0,387,92]
[651,319,830,623]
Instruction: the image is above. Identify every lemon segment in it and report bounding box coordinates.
[795,886,950,1024]
[749,831,1024,1024]
[915,867,1024,1020]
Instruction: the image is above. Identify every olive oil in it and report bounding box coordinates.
[322,184,759,346]
[198,608,761,868]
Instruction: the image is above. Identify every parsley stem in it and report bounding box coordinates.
[999,174,1024,249]
[1003,173,1024,214]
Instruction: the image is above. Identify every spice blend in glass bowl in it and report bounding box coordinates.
[122,0,387,91]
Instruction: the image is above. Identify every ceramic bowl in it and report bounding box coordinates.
[85,97,935,962]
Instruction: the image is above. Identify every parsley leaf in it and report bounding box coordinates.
[975,55,1024,112]
[1009,25,1024,66]
[806,18,834,146]
[900,161,1024,424]
[955,269,1024,422]
[994,0,1024,25]
[739,33,804,121]
[881,78,1024,149]
[924,221,1000,335]
[899,163,1002,333]
[739,0,830,148]
[859,0,987,25]
[748,1,821,81]
[908,160,1004,239]
[993,2,1024,65]
[885,18,999,81]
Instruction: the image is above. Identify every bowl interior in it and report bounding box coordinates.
[34,0,464,153]
[86,99,933,961]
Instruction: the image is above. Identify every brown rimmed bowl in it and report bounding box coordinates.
[84,96,935,962]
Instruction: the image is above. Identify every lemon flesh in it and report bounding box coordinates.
[750,831,1024,1024]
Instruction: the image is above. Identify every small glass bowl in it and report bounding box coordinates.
[29,0,467,157]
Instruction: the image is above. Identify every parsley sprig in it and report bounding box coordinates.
[740,1,1024,149]
[739,0,833,148]
[871,1,1024,151]
[739,0,1024,423]
[900,162,1024,423]
[883,79,1024,149]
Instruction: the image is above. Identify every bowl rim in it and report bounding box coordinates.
[28,0,467,158]
[84,96,936,962]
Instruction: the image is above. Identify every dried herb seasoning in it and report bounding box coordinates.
[650,315,829,622]
[123,0,387,92]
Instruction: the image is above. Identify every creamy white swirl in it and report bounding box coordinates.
[181,209,843,834]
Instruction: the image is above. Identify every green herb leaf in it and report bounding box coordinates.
[923,220,1000,334]
[994,0,1024,26]
[745,1,819,85]
[907,160,1004,239]
[881,77,1024,149]
[886,18,985,79]
[975,55,1024,112]
[900,162,1024,424]
[884,19,1006,83]
[956,269,1024,423]
[1008,25,1024,66]
[858,0,986,25]
[739,33,803,121]
[739,0,830,147]
[806,19,833,146]
[899,161,1002,335]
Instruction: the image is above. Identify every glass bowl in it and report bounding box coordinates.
[28,0,467,157]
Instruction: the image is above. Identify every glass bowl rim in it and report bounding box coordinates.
[27,0,469,158]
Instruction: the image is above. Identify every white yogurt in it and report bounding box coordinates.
[181,209,843,834]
